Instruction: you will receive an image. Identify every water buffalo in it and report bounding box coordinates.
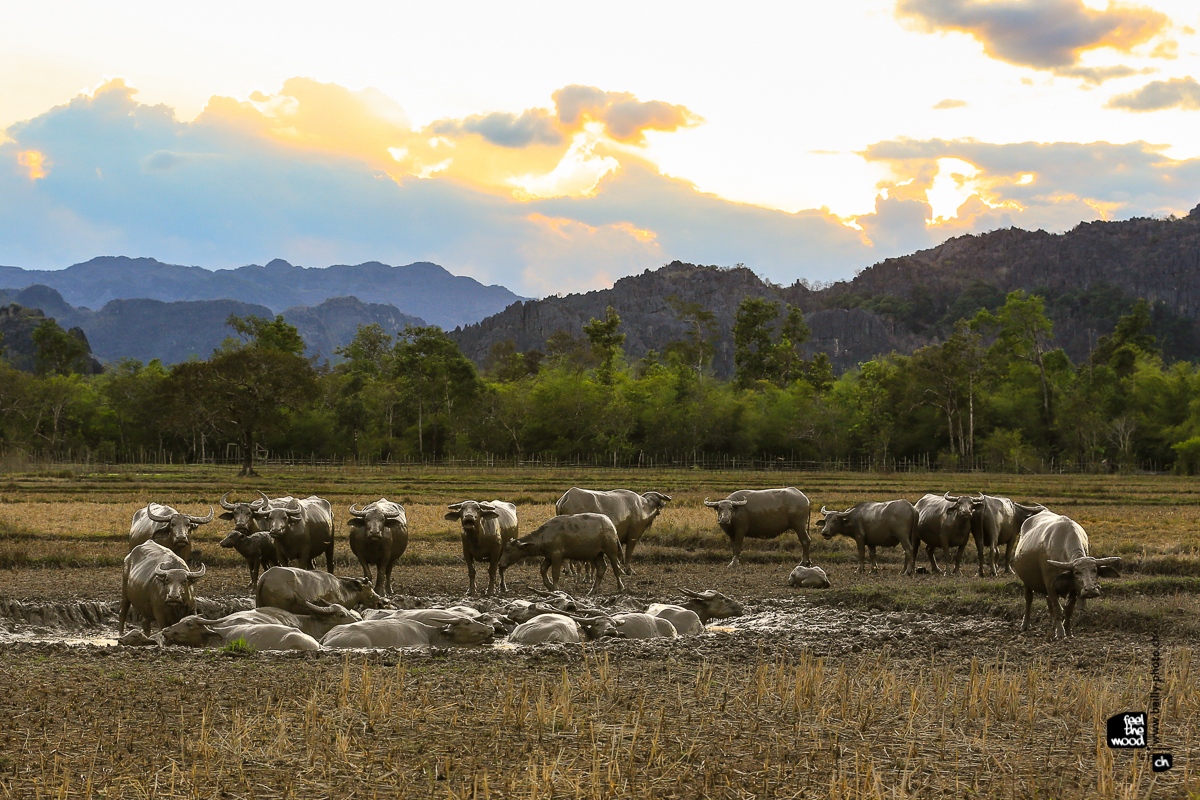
[971,495,1046,576]
[704,488,811,568]
[1013,511,1120,640]
[788,565,831,588]
[253,495,335,571]
[610,612,678,639]
[679,588,744,623]
[446,499,519,595]
[645,604,705,635]
[817,499,918,574]
[347,498,409,594]
[119,541,207,635]
[321,617,495,649]
[914,493,985,575]
[364,608,478,625]
[193,602,361,639]
[255,566,390,614]
[217,490,270,532]
[498,513,626,594]
[129,503,215,563]
[508,613,586,644]
[555,488,672,573]
[161,617,320,651]
[219,529,280,586]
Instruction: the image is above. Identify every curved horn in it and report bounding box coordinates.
[447,502,466,511]
[1094,556,1122,567]
[942,491,959,501]
[304,600,337,615]
[154,561,171,577]
[1045,559,1074,572]
[383,504,403,519]
[703,499,719,507]
[679,587,702,598]
[219,491,237,511]
[187,563,206,580]
[349,503,368,517]
[731,499,749,506]
[478,502,495,512]
[820,505,830,515]
[187,506,215,524]
[252,490,270,508]
[146,504,173,523]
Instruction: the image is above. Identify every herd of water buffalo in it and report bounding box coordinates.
[117,486,1121,649]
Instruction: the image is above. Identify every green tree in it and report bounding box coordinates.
[664,295,717,374]
[392,325,482,457]
[973,291,1059,433]
[733,297,780,388]
[31,319,90,376]
[335,323,394,376]
[1090,299,1160,379]
[226,313,307,356]
[583,307,625,385]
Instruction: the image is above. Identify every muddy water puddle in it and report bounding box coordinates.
[0,594,1013,652]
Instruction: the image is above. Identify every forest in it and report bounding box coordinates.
[2,288,1199,475]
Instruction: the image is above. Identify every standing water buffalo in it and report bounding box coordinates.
[704,488,811,568]
[347,499,409,594]
[255,566,390,614]
[1013,511,1120,640]
[129,503,215,563]
[253,495,335,571]
[498,513,626,595]
[217,490,270,532]
[817,499,918,574]
[445,499,519,596]
[119,540,206,635]
[971,495,1046,576]
[219,529,280,586]
[555,488,672,573]
[914,493,985,575]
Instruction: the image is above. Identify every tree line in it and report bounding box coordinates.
[3,289,1200,474]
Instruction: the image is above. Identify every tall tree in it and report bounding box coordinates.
[31,319,90,377]
[973,291,1058,431]
[664,295,717,374]
[392,325,482,457]
[733,297,780,388]
[583,306,625,385]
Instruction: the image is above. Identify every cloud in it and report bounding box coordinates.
[1107,76,1200,110]
[430,109,563,148]
[932,98,967,109]
[896,0,1170,81]
[551,85,701,143]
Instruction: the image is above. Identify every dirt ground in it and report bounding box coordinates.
[2,557,1198,799]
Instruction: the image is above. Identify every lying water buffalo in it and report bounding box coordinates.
[914,493,984,575]
[971,494,1046,576]
[219,529,280,586]
[1012,511,1120,640]
[555,488,672,573]
[610,612,678,639]
[817,499,918,574]
[321,617,495,649]
[788,565,831,588]
[347,498,409,594]
[129,503,215,563]
[253,495,335,571]
[508,613,586,644]
[161,617,320,651]
[645,604,705,635]
[705,488,811,568]
[193,603,361,639]
[498,513,626,594]
[446,499,519,595]
[678,588,744,623]
[119,541,206,635]
[255,566,390,614]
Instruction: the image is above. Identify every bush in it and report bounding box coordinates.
[1171,436,1200,475]
[979,429,1040,473]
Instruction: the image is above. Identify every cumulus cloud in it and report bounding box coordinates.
[896,0,1170,81]
[932,98,967,109]
[430,109,563,148]
[551,85,701,143]
[1107,76,1200,110]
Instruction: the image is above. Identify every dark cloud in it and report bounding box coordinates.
[551,85,700,143]
[430,109,563,148]
[1107,76,1200,111]
[896,0,1169,81]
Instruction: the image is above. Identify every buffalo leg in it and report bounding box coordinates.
[622,536,639,575]
[549,558,564,590]
[951,540,968,575]
[608,551,625,592]
[466,554,478,596]
[1021,586,1035,631]
[118,594,130,636]
[1062,594,1078,637]
[324,541,335,574]
[485,561,499,596]
[498,564,509,594]
[1003,540,1018,574]
[856,542,867,574]
[589,555,606,595]
[926,543,942,574]
[1045,588,1065,641]
[727,535,745,568]
[540,559,554,590]
[973,533,987,577]
[795,527,812,567]
[868,545,880,573]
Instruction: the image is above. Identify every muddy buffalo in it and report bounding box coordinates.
[818,499,918,574]
[129,503,214,563]
[498,513,626,594]
[219,529,280,586]
[446,499,519,596]
[322,617,494,649]
[704,488,811,568]
[119,540,206,635]
[971,494,1046,576]
[914,493,985,575]
[1013,511,1120,640]
[255,566,389,614]
[161,617,321,651]
[253,495,335,572]
[555,488,671,573]
[347,499,409,594]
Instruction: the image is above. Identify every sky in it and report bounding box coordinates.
[2,0,1198,297]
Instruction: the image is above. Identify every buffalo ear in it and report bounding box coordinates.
[218,511,235,521]
[444,512,461,521]
[347,519,365,531]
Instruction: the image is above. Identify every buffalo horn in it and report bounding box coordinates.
[252,490,270,508]
[219,491,237,511]
[1094,556,1122,567]
[943,491,958,501]
[349,503,368,517]
[447,502,466,511]
[187,506,215,524]
[820,505,830,515]
[304,600,336,615]
[383,504,402,519]
[146,504,173,523]
[1045,559,1075,571]
[731,499,748,506]
[153,561,172,577]
[703,499,718,507]
[187,563,206,580]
